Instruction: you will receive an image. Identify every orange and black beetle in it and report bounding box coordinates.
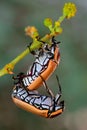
[12,75,64,118]
[21,37,60,90]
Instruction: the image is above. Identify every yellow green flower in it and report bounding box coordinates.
[44,18,53,27]
[54,21,60,27]
[63,2,77,19]
[44,18,53,32]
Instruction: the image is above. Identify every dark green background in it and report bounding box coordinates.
[0,0,87,130]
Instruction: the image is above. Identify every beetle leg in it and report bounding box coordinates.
[55,75,62,103]
[56,75,62,94]
[52,59,58,65]
[39,74,54,98]
[52,36,61,45]
[13,73,30,96]
[47,75,64,116]
[27,42,36,55]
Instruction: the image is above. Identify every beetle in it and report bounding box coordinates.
[12,75,64,118]
[16,37,60,91]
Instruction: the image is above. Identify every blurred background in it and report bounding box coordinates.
[0,0,87,130]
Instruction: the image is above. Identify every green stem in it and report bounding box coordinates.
[58,15,66,23]
[11,33,57,67]
[10,48,29,66]
[0,41,42,77]
[9,41,42,66]
[0,27,60,77]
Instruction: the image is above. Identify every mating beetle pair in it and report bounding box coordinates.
[12,37,64,118]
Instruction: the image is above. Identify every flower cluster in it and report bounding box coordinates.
[63,2,77,19]
[25,26,39,39]
[0,2,77,77]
